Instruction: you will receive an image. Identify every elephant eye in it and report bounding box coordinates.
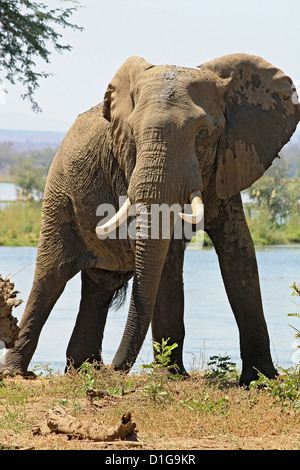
[195,126,215,150]
[196,127,209,139]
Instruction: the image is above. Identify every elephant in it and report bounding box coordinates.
[1,53,299,386]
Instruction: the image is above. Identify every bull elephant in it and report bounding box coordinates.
[1,53,299,386]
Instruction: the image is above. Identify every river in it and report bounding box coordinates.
[0,183,299,374]
[0,182,18,202]
[0,245,299,374]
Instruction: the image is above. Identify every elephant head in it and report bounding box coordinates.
[97,54,299,371]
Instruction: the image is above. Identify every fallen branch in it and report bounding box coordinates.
[86,387,115,405]
[0,276,22,348]
[46,407,137,442]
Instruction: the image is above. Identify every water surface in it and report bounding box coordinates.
[1,244,299,374]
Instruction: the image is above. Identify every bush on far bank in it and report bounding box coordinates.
[0,201,41,246]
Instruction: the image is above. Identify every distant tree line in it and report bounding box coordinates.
[245,159,300,225]
[0,140,299,245]
[243,146,300,244]
[0,143,57,200]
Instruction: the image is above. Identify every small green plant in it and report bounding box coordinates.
[249,368,300,408]
[0,406,29,432]
[181,392,230,415]
[205,355,239,383]
[32,362,59,378]
[288,282,300,354]
[142,338,181,374]
[107,377,136,396]
[141,338,182,403]
[79,362,96,389]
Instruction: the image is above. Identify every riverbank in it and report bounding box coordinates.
[1,201,300,247]
[0,176,14,183]
[0,201,41,246]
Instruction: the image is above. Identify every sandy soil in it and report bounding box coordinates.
[0,375,299,451]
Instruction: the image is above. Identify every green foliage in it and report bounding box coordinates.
[244,157,300,245]
[249,368,300,408]
[205,354,239,383]
[181,393,230,414]
[289,282,300,314]
[246,159,300,225]
[245,210,300,245]
[12,156,48,200]
[153,338,179,370]
[79,362,96,390]
[0,200,41,246]
[0,0,82,111]
[288,282,300,352]
[0,143,56,184]
[12,159,45,200]
[141,339,182,403]
[249,284,300,408]
[142,338,180,375]
[32,362,58,378]
[0,145,56,198]
[0,407,29,432]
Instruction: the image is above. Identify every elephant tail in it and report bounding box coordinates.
[109,282,130,310]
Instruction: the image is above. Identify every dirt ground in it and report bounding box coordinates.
[0,374,299,451]
[1,419,300,451]
[2,433,300,451]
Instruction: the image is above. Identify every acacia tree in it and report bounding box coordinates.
[0,0,82,112]
[12,147,57,199]
[246,159,300,225]
[12,157,46,200]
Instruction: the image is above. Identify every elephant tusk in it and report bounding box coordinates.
[178,191,204,224]
[96,197,131,235]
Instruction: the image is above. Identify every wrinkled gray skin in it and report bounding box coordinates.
[1,54,299,385]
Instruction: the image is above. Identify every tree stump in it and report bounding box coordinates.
[0,276,22,348]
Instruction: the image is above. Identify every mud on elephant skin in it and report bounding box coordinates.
[1,53,299,386]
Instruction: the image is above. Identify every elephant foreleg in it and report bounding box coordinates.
[151,238,187,375]
[0,203,86,376]
[206,194,277,386]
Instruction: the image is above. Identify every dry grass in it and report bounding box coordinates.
[0,362,299,451]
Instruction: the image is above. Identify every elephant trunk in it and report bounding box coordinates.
[128,132,203,206]
[110,138,203,371]
[112,235,171,370]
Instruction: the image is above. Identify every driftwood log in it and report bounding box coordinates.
[46,407,137,442]
[0,276,21,348]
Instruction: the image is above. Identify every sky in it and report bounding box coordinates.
[0,0,299,132]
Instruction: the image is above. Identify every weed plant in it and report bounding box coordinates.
[141,338,183,404]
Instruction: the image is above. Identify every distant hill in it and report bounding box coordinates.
[281,126,300,161]
[0,129,65,152]
[0,125,299,155]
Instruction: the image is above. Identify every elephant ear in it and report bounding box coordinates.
[102,56,153,179]
[200,53,300,199]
